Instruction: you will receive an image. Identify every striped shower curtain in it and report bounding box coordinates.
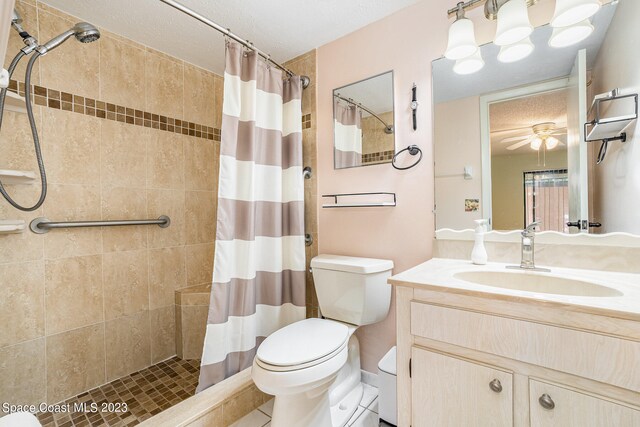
[197,41,306,390]
[334,99,362,168]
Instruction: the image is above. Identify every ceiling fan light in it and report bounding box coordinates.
[498,37,534,63]
[546,136,560,149]
[494,0,534,46]
[551,0,601,28]
[549,20,594,48]
[453,50,485,75]
[531,137,543,150]
[445,18,479,60]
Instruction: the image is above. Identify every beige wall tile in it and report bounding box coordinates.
[213,75,223,129]
[184,136,216,191]
[103,250,149,321]
[185,243,214,286]
[99,36,146,110]
[0,183,43,263]
[145,51,184,119]
[149,246,186,310]
[185,405,223,427]
[46,324,105,404]
[45,255,103,335]
[37,10,100,99]
[222,385,267,426]
[100,120,148,188]
[183,65,215,127]
[0,338,46,413]
[104,310,151,381]
[150,306,176,363]
[43,184,102,259]
[176,305,207,360]
[41,109,101,185]
[4,1,40,83]
[147,129,184,190]
[0,261,44,347]
[101,186,148,252]
[147,189,185,248]
[185,191,216,245]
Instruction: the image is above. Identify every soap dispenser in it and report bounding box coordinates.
[471,219,488,265]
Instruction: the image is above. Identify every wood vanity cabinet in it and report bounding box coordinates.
[395,286,640,427]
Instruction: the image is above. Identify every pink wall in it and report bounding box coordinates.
[316,0,560,371]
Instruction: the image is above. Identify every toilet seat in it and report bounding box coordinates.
[256,318,349,372]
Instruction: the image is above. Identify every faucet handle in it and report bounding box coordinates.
[523,221,541,236]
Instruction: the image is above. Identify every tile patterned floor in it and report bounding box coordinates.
[35,357,201,427]
[230,383,393,427]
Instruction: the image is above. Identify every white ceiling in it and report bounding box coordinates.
[39,0,422,75]
[433,3,617,104]
[490,89,568,155]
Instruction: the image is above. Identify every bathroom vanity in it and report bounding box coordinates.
[391,258,640,427]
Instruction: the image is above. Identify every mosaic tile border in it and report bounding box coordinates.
[8,79,221,141]
[362,149,394,164]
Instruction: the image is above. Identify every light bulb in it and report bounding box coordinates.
[445,18,479,60]
[498,37,534,63]
[531,137,543,150]
[551,0,601,28]
[549,20,594,48]
[495,0,534,46]
[546,136,560,149]
[453,50,485,75]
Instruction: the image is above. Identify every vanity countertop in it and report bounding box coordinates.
[389,258,640,322]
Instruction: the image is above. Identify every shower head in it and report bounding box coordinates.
[37,22,100,54]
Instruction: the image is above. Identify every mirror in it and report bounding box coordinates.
[333,71,395,169]
[433,2,640,235]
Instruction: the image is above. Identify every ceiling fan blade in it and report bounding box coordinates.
[500,134,531,143]
[507,136,534,151]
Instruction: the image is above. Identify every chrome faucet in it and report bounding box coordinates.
[507,221,550,272]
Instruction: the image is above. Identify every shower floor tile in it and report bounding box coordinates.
[36,357,201,427]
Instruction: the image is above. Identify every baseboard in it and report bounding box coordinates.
[361,369,378,388]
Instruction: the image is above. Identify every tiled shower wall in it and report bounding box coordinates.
[0,0,222,408]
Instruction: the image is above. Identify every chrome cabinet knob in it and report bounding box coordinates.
[539,393,555,410]
[489,379,502,393]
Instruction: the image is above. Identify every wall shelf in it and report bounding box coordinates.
[4,91,27,114]
[0,169,37,185]
[0,220,26,234]
[322,192,396,208]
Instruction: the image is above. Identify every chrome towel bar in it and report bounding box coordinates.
[29,215,170,234]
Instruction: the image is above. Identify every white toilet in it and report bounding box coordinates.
[252,254,393,427]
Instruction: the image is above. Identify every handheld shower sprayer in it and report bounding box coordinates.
[0,16,101,211]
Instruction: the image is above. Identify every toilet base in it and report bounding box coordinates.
[331,382,363,426]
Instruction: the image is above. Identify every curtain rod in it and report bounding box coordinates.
[158,0,310,89]
[334,94,394,134]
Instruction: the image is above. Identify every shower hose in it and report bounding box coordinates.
[0,50,47,211]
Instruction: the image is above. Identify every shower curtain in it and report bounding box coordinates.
[334,99,362,168]
[197,41,306,390]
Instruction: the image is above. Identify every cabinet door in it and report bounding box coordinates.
[530,380,640,426]
[411,347,513,427]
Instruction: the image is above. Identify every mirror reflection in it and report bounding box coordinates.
[333,71,395,169]
[434,2,639,235]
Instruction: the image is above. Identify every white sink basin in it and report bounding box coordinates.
[454,270,623,297]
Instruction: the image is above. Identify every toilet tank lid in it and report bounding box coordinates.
[311,254,394,274]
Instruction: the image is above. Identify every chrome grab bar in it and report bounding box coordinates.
[29,215,170,234]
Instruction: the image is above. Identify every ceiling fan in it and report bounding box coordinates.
[499,122,567,151]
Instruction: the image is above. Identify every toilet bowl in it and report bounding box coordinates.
[252,254,393,427]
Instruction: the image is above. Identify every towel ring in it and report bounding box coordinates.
[392,145,422,170]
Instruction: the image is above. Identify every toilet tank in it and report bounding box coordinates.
[311,254,394,326]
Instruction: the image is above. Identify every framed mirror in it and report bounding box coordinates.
[433,1,639,236]
[333,71,395,169]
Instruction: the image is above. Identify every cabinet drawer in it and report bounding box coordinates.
[410,302,640,392]
[530,379,640,426]
[412,347,513,427]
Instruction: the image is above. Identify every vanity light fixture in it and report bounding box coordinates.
[498,36,534,62]
[550,0,601,28]
[445,4,479,60]
[454,50,485,75]
[494,0,534,46]
[549,19,594,48]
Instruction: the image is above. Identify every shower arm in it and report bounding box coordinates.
[334,94,394,134]
[158,0,310,89]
